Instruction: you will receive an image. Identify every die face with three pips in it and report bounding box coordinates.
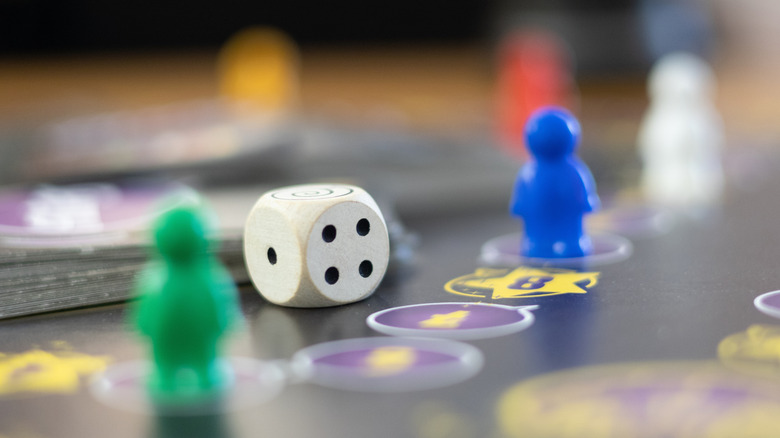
[244,184,390,307]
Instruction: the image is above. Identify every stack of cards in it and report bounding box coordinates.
[0,180,248,319]
[24,99,298,183]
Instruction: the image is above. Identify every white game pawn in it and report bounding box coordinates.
[244,184,389,307]
[637,52,724,209]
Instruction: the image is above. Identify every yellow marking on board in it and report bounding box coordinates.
[703,403,780,438]
[413,401,479,438]
[444,266,598,299]
[0,349,111,395]
[498,380,621,438]
[718,324,780,379]
[497,360,780,438]
[492,267,599,299]
[419,310,471,329]
[218,27,299,109]
[364,346,416,376]
[719,325,780,360]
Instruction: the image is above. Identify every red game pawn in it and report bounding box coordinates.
[496,30,577,158]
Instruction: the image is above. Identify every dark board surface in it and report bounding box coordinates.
[3,139,780,437]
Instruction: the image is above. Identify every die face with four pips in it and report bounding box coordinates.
[244,184,390,307]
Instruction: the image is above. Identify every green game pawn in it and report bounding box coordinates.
[131,205,241,402]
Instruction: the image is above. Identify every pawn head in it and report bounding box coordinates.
[525,107,581,159]
[154,206,209,262]
[648,52,715,100]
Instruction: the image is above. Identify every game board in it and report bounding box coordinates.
[3,37,780,437]
[3,119,780,438]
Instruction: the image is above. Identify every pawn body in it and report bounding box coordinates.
[244,184,389,307]
[509,108,600,258]
[133,206,240,398]
[638,52,724,207]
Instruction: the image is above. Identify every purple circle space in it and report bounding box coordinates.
[292,337,483,392]
[498,361,780,437]
[367,303,538,340]
[755,290,780,319]
[480,232,632,268]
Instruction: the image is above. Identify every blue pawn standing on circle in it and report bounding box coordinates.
[509,107,600,258]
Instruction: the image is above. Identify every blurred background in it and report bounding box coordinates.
[0,0,777,188]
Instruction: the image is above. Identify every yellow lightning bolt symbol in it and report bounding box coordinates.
[419,310,471,329]
[364,346,417,376]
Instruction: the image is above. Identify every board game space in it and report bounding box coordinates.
[4,10,780,438]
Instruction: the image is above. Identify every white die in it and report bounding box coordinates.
[244,184,390,307]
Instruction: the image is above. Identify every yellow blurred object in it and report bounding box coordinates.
[218,27,300,109]
[718,324,780,379]
[496,360,780,438]
[364,346,417,377]
[0,348,111,395]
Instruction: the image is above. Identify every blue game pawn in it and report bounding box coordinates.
[509,107,600,258]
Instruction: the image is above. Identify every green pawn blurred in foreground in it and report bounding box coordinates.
[132,205,240,400]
